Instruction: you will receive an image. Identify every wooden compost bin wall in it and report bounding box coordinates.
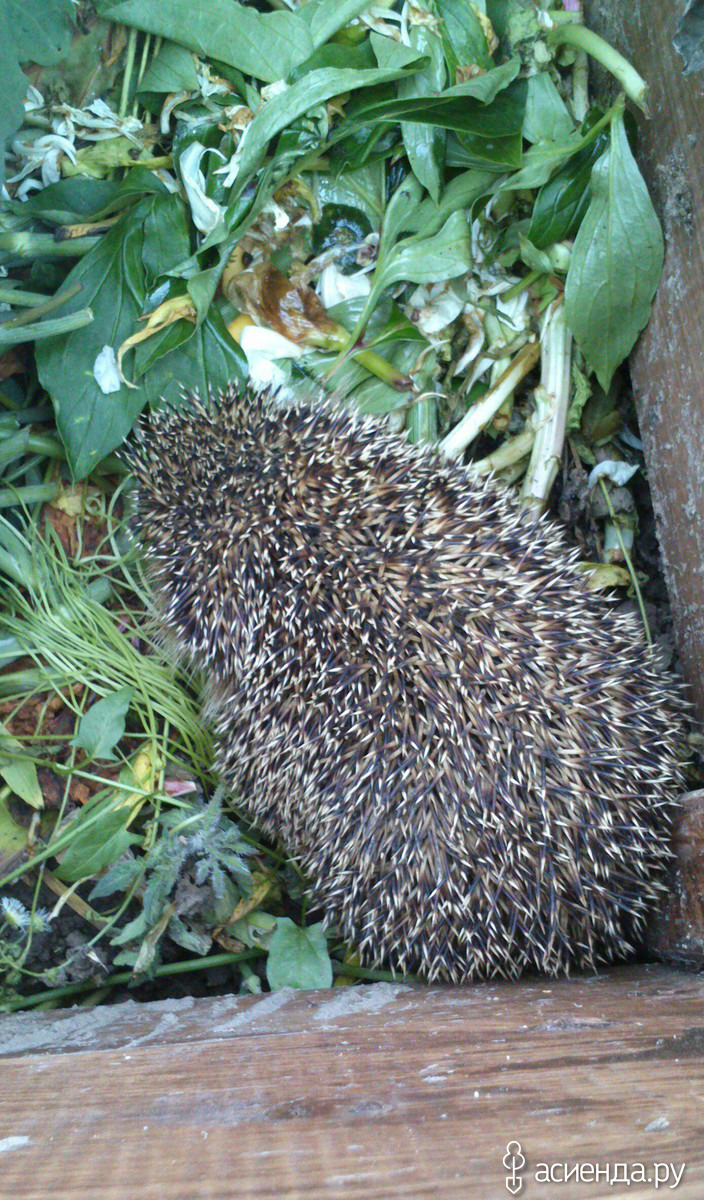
[584,0,704,722]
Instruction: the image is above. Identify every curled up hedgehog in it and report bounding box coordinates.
[128,384,687,983]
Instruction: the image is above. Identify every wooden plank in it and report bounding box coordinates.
[1,964,703,1199]
[584,0,704,721]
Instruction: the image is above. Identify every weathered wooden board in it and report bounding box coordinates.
[1,964,703,1199]
[584,0,704,722]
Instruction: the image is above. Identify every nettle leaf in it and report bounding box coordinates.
[266,918,333,991]
[56,796,141,883]
[565,112,664,391]
[105,0,314,83]
[73,687,134,760]
[36,191,190,477]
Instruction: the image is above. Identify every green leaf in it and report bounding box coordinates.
[436,0,494,74]
[0,1,75,183]
[518,232,553,274]
[19,170,168,225]
[306,0,379,46]
[314,162,385,229]
[0,757,42,809]
[350,209,472,344]
[0,795,26,869]
[266,918,333,991]
[5,0,75,64]
[351,75,526,138]
[233,52,426,190]
[73,687,134,761]
[133,306,247,409]
[528,133,608,248]
[56,796,140,883]
[0,722,43,808]
[35,192,187,477]
[139,41,199,94]
[88,854,143,901]
[380,209,472,291]
[0,10,28,188]
[105,0,315,83]
[398,8,447,202]
[523,72,574,145]
[565,112,664,391]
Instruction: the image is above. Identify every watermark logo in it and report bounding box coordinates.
[504,1141,526,1195]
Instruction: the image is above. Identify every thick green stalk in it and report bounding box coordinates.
[546,21,649,113]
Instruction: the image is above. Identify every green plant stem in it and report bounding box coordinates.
[521,299,573,512]
[0,308,94,348]
[0,432,66,468]
[0,483,61,509]
[468,426,535,477]
[330,960,415,983]
[546,22,649,113]
[0,283,82,328]
[0,286,53,307]
[406,396,438,444]
[2,950,264,1012]
[440,342,541,459]
[0,233,100,260]
[350,346,413,390]
[501,270,540,304]
[598,479,652,646]
[119,27,139,118]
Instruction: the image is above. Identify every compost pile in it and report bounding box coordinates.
[0,0,677,1010]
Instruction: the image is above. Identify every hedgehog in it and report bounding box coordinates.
[127,383,687,983]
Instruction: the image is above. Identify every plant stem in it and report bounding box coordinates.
[0,483,61,509]
[468,426,535,477]
[501,270,540,304]
[330,959,415,983]
[598,479,652,646]
[406,396,438,444]
[2,950,263,1012]
[0,283,82,328]
[546,22,649,114]
[0,286,53,308]
[0,308,94,347]
[0,233,100,260]
[521,299,572,512]
[440,342,540,460]
[119,27,139,118]
[350,346,413,390]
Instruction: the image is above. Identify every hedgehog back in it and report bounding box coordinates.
[129,386,685,982]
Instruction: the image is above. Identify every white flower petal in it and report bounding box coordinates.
[178,141,225,234]
[93,346,122,395]
[588,461,639,490]
[317,263,371,309]
[239,325,304,362]
[406,282,465,337]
